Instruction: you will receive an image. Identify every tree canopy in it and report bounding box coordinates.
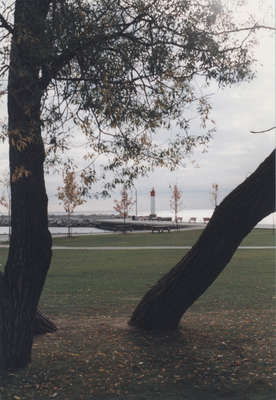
[0,0,257,193]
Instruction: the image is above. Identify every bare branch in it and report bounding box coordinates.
[250,126,276,134]
[207,23,276,36]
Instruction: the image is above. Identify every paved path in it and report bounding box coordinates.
[0,245,274,250]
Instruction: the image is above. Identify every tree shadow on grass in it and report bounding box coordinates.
[109,311,275,400]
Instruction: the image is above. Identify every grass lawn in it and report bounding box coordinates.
[0,229,274,399]
[52,227,275,247]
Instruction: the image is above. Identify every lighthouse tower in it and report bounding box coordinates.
[150,187,156,218]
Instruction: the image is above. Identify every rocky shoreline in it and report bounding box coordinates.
[0,214,115,228]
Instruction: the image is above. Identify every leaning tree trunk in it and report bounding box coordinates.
[129,149,275,331]
[0,1,53,372]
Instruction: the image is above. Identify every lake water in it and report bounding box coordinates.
[0,226,109,242]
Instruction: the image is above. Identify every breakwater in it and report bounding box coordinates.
[94,219,192,232]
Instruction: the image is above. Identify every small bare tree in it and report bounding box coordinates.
[113,186,135,225]
[169,184,182,223]
[57,169,86,238]
[210,183,219,208]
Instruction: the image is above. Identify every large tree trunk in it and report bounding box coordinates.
[129,150,275,331]
[0,1,52,371]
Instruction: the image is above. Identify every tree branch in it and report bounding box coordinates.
[250,126,276,134]
[0,13,13,34]
[39,4,157,90]
[208,23,275,36]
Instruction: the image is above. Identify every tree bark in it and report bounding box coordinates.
[0,1,52,371]
[129,150,275,331]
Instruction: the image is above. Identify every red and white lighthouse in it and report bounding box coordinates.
[150,187,156,218]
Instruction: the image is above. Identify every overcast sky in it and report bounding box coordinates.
[0,0,275,215]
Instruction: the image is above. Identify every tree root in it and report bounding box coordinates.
[33,310,57,336]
